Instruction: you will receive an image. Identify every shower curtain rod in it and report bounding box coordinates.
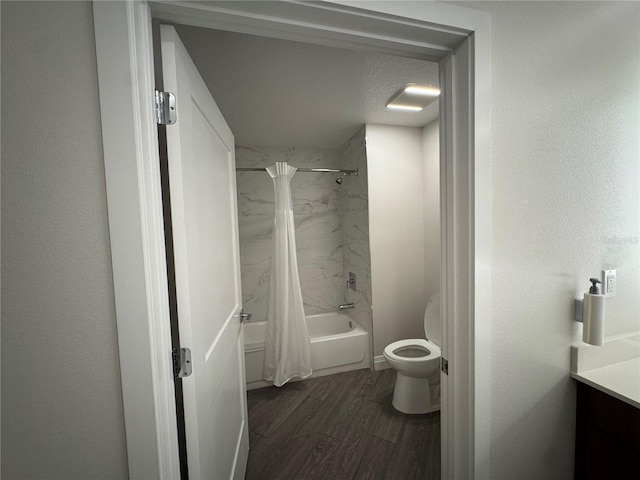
[237,167,357,174]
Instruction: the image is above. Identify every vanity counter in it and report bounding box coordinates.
[572,334,640,478]
[570,333,640,409]
[571,357,640,409]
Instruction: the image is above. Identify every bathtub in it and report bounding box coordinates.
[243,312,370,390]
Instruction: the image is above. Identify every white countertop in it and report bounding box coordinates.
[571,334,640,409]
[571,358,640,409]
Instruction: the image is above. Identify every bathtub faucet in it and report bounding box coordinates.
[338,303,354,310]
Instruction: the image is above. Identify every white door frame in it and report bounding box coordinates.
[92,1,491,479]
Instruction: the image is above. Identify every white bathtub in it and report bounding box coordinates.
[243,312,370,390]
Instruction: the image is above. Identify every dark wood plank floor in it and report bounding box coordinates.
[245,368,440,480]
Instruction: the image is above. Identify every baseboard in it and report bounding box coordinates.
[374,355,390,371]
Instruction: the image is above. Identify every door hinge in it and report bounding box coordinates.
[155,90,177,125]
[239,309,252,324]
[441,357,449,375]
[172,347,192,378]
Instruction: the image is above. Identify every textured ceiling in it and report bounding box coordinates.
[174,25,440,148]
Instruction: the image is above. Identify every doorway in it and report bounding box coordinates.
[92,1,491,478]
[171,21,440,370]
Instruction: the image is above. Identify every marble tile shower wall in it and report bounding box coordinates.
[236,146,345,322]
[340,128,373,341]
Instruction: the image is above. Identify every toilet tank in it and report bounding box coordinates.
[424,292,441,347]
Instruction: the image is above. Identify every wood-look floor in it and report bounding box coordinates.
[245,368,440,480]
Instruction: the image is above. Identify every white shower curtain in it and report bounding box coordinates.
[263,162,312,387]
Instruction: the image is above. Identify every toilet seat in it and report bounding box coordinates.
[384,339,441,363]
[383,292,442,414]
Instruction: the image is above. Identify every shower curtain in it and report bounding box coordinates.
[263,162,312,387]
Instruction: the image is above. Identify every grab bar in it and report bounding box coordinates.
[338,303,354,310]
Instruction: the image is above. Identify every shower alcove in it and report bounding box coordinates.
[235,132,375,386]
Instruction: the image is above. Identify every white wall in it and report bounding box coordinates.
[1,2,129,478]
[422,120,440,301]
[454,1,640,479]
[367,125,427,356]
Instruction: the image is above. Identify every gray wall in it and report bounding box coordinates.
[1,2,129,478]
[367,125,427,355]
[455,1,640,478]
[421,120,440,302]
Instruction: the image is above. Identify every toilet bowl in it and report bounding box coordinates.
[383,292,441,414]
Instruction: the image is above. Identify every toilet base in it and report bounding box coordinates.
[392,372,440,414]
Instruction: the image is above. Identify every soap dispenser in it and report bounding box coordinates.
[583,278,605,346]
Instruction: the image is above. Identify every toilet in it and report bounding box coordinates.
[383,292,441,414]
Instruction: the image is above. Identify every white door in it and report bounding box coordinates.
[161,25,249,480]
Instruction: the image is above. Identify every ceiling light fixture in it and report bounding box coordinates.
[386,83,440,112]
[385,104,425,112]
[404,85,441,96]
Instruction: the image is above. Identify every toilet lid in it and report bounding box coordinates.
[424,292,441,347]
